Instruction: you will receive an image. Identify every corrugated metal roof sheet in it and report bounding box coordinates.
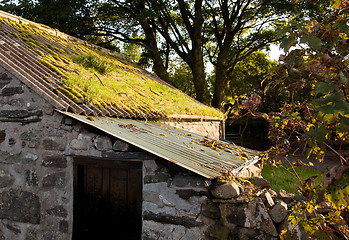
[61,111,260,179]
[0,11,224,120]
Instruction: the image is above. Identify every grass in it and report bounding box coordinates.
[262,164,324,194]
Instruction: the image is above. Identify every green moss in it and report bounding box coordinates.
[0,15,224,118]
[91,100,104,110]
[35,49,45,57]
[66,87,84,100]
[45,43,60,52]
[39,58,65,76]
[71,53,114,74]
[57,87,81,104]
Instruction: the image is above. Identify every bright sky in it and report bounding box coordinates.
[266,44,284,61]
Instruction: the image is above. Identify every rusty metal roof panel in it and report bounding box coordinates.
[61,111,260,179]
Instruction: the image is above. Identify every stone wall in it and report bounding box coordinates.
[0,65,283,240]
[0,68,73,239]
[160,119,223,140]
[142,159,210,239]
[141,159,280,240]
[0,66,222,240]
[0,67,144,239]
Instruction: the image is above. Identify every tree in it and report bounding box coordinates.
[0,0,36,20]
[92,0,171,83]
[1,0,298,108]
[268,0,349,161]
[169,58,196,97]
[204,0,291,107]
[226,52,275,99]
[0,0,96,38]
[93,0,297,107]
[93,0,210,103]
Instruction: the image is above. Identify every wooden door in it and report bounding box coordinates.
[73,158,142,240]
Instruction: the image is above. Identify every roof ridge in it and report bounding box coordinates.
[0,10,130,62]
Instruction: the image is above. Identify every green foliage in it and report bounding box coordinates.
[227,1,349,238]
[281,169,349,239]
[227,52,276,99]
[268,1,349,239]
[268,0,349,161]
[169,60,196,97]
[0,0,97,39]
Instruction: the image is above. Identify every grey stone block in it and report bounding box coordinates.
[171,174,206,188]
[211,181,240,199]
[143,211,204,228]
[42,172,65,188]
[25,170,38,186]
[93,135,112,151]
[46,206,67,218]
[0,189,40,224]
[42,155,67,168]
[2,87,24,96]
[220,197,278,237]
[270,201,288,223]
[144,172,171,184]
[0,151,38,165]
[42,137,66,151]
[0,169,14,188]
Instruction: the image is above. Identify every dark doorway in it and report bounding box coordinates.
[73,157,143,240]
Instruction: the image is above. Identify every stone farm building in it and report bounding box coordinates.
[0,11,270,240]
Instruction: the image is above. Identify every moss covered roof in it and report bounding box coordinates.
[0,11,223,120]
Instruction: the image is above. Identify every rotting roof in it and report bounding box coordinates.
[61,111,260,179]
[0,10,223,120]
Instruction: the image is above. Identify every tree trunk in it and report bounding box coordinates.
[211,49,229,108]
[188,0,210,105]
[189,30,210,104]
[150,47,170,83]
[190,55,210,104]
[140,20,170,83]
[211,64,227,108]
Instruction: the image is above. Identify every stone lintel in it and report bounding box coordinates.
[102,151,156,160]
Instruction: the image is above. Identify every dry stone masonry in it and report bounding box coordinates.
[0,63,312,240]
[0,65,227,239]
